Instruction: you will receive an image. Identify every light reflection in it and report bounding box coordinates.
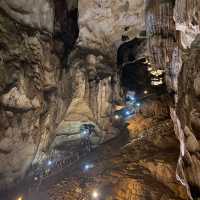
[151,80,163,86]
[136,102,141,107]
[114,115,120,120]
[17,196,23,200]
[47,160,52,166]
[92,190,99,199]
[150,69,165,76]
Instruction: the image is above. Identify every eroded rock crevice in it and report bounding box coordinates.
[0,0,123,189]
[146,0,200,198]
[0,0,79,187]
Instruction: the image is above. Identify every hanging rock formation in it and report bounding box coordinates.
[78,0,145,58]
[0,0,178,192]
[54,0,146,156]
[0,1,198,199]
[146,0,200,198]
[0,0,79,188]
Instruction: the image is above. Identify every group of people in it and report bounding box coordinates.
[80,124,96,152]
[30,123,96,183]
[31,153,80,183]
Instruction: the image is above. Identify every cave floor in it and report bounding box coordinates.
[2,130,128,200]
[2,119,188,200]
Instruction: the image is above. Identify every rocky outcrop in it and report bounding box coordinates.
[48,119,188,200]
[0,0,54,32]
[54,47,122,149]
[0,0,79,188]
[78,0,145,59]
[1,1,196,199]
[0,0,123,189]
[128,95,169,138]
[146,0,200,199]
[174,0,200,49]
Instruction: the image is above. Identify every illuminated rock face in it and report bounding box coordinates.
[0,1,198,198]
[146,0,200,198]
[174,0,200,49]
[0,0,78,187]
[0,0,54,32]
[54,48,122,149]
[0,0,123,188]
[48,119,188,200]
[78,0,145,58]
[51,0,149,162]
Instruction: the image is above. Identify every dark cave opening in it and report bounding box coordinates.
[117,37,145,66]
[189,184,200,200]
[117,38,166,96]
[54,0,79,69]
[121,59,150,94]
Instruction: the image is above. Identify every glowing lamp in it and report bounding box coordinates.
[130,96,135,101]
[47,160,52,166]
[83,130,87,135]
[115,115,120,119]
[85,164,89,170]
[17,196,23,200]
[92,190,99,199]
[136,103,141,107]
[84,163,94,171]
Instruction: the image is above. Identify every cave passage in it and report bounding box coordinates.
[118,38,166,97]
[0,0,198,200]
[121,59,150,94]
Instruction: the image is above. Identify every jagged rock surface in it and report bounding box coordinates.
[0,0,123,188]
[48,120,188,200]
[78,0,145,58]
[0,1,198,199]
[0,6,76,187]
[146,0,200,198]
[0,0,54,33]
[53,47,122,151]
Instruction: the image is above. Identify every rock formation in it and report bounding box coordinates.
[78,0,145,58]
[0,0,126,188]
[146,0,200,198]
[48,118,188,200]
[0,0,80,187]
[0,0,199,200]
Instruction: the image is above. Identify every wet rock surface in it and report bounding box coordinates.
[0,0,199,199]
[0,0,79,187]
[146,0,200,198]
[47,119,187,200]
[0,0,122,188]
[0,9,73,187]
